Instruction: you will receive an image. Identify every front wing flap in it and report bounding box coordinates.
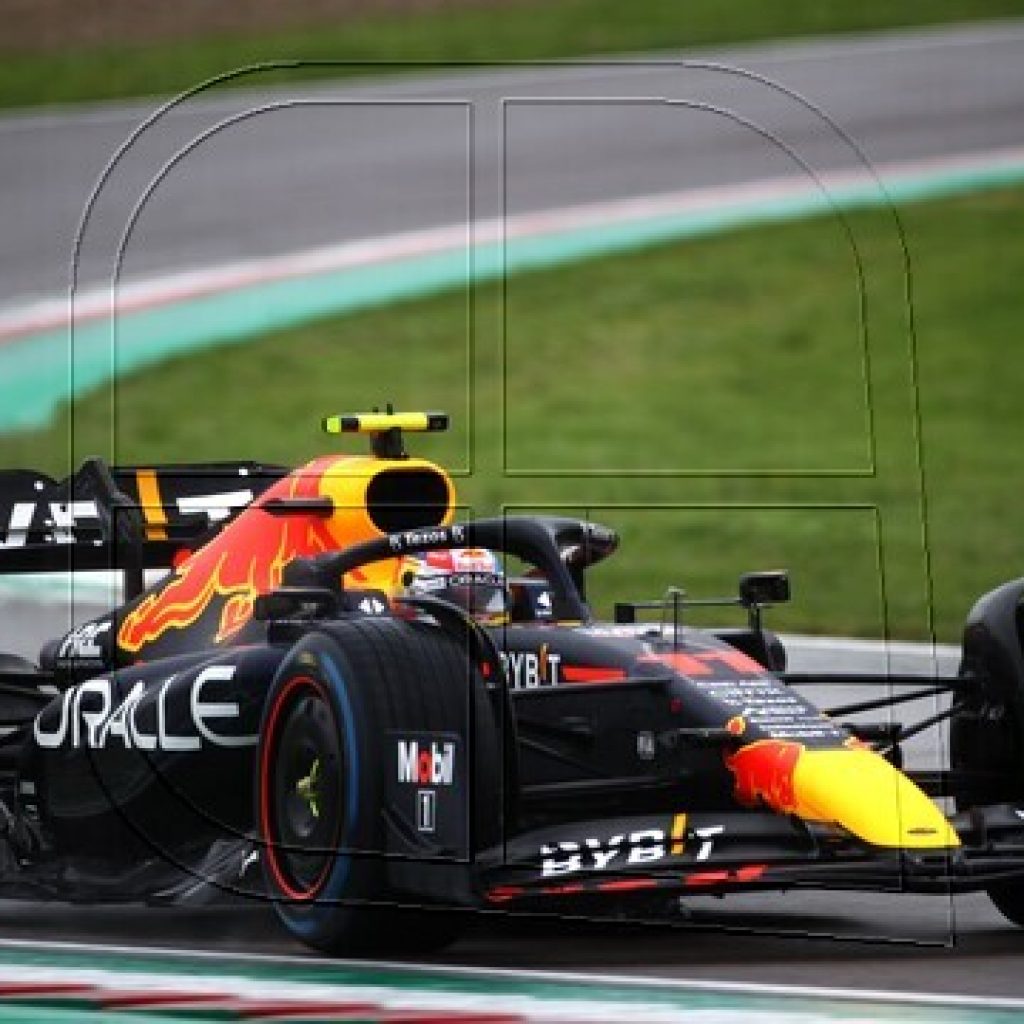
[480,804,1024,908]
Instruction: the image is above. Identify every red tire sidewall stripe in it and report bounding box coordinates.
[260,673,336,902]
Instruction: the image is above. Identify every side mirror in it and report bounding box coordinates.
[739,571,790,607]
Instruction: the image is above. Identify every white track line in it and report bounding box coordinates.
[3,143,1023,343]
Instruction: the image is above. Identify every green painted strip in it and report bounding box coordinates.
[2,159,1023,432]
[0,1011,183,1024]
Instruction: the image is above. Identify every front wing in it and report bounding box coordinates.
[478,803,1024,908]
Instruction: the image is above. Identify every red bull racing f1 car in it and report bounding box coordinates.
[1,411,1024,954]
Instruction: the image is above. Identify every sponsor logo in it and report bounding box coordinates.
[0,490,252,550]
[0,500,100,548]
[393,527,452,552]
[501,647,562,689]
[33,664,257,751]
[389,525,465,554]
[387,733,465,853]
[397,739,455,786]
[541,829,666,877]
[417,789,437,833]
[540,817,722,877]
[448,571,502,589]
[57,620,111,662]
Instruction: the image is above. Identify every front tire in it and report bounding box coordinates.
[257,617,499,955]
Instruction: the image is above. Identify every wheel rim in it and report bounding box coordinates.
[263,676,343,900]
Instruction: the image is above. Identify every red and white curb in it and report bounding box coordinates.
[1,955,1023,1023]
[0,963,619,1022]
[0,962,724,1023]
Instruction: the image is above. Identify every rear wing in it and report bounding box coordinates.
[0,458,286,589]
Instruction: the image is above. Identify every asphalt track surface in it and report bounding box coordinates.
[2,20,1024,310]
[2,17,1024,1004]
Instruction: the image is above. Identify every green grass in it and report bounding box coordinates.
[3,0,1024,109]
[3,186,1022,642]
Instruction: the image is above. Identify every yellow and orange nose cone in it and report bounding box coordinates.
[727,740,959,850]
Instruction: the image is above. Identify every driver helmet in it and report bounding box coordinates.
[402,548,507,622]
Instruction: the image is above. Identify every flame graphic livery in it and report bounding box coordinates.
[725,739,804,815]
[118,457,345,654]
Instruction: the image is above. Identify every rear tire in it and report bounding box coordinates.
[257,616,499,955]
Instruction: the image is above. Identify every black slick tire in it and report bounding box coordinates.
[257,616,500,955]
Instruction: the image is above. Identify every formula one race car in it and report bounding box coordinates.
[1,410,1024,955]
